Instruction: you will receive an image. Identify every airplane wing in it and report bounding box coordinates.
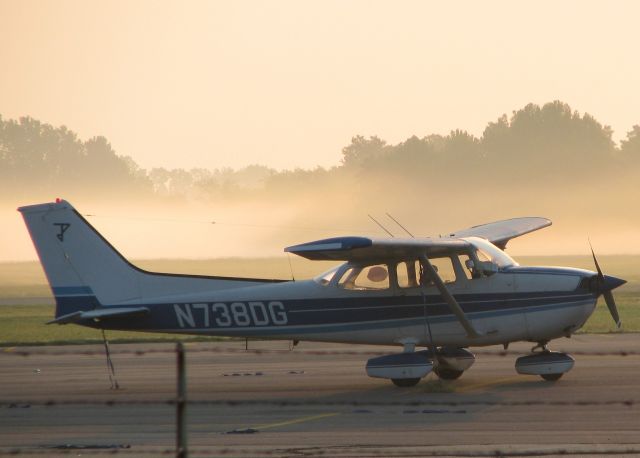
[447,217,552,249]
[285,236,469,261]
[47,307,150,325]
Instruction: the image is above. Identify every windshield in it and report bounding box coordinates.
[463,236,519,268]
[313,265,342,286]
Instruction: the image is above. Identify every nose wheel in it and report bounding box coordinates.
[540,372,564,382]
[516,343,574,382]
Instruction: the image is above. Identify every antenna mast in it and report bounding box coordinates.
[368,214,395,237]
[386,213,415,238]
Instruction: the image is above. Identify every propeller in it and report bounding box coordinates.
[589,242,625,329]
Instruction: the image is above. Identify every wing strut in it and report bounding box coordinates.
[419,255,482,338]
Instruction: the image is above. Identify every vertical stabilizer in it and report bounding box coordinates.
[19,199,285,319]
[18,200,141,316]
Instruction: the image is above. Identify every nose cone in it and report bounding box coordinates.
[603,275,626,292]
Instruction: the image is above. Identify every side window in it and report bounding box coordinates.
[396,260,419,288]
[338,264,390,290]
[427,257,457,283]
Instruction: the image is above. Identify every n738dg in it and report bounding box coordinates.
[19,199,625,386]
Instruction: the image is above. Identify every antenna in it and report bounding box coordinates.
[386,213,415,238]
[368,214,395,237]
[286,253,296,282]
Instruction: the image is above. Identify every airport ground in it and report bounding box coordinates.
[1,335,639,457]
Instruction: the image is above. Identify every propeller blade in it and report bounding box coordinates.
[603,291,621,329]
[589,241,623,328]
[589,241,604,279]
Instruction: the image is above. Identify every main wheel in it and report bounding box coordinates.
[541,373,563,382]
[391,378,421,387]
[434,366,464,380]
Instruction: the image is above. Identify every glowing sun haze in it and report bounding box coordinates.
[1,0,639,171]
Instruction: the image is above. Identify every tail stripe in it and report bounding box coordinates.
[52,286,94,296]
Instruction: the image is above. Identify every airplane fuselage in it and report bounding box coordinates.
[20,200,626,384]
[72,265,598,348]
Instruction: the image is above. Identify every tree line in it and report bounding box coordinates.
[2,101,639,203]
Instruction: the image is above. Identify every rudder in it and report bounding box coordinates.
[18,200,141,317]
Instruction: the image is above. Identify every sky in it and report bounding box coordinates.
[1,0,639,172]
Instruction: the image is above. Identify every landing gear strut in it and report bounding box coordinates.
[531,341,549,353]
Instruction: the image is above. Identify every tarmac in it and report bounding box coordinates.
[1,334,639,457]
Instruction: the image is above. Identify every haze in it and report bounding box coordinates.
[1,1,639,263]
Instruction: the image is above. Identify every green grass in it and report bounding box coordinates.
[0,303,232,346]
[578,292,640,333]
[1,256,638,346]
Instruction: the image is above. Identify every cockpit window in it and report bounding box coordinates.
[458,254,474,279]
[397,257,459,288]
[428,256,457,283]
[463,236,519,269]
[338,264,390,290]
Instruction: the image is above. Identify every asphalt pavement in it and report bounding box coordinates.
[1,335,639,457]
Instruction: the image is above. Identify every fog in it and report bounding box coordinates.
[2,101,639,263]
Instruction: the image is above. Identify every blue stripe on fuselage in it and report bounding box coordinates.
[56,290,595,334]
[191,298,595,337]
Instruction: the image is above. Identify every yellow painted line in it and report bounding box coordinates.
[394,390,413,396]
[253,412,340,430]
[457,376,522,393]
[3,347,15,353]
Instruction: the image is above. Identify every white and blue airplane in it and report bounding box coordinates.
[19,199,626,386]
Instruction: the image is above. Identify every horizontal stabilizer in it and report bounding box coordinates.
[47,307,150,325]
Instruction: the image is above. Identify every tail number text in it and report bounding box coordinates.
[174,302,288,328]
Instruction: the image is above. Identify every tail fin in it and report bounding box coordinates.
[18,199,284,319]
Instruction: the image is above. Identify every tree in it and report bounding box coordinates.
[620,125,640,158]
[0,115,151,198]
[341,135,388,168]
[480,101,616,180]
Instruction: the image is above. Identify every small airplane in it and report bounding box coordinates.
[19,199,626,386]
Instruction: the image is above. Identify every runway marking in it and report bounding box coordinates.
[253,412,340,430]
[393,390,413,396]
[457,376,522,393]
